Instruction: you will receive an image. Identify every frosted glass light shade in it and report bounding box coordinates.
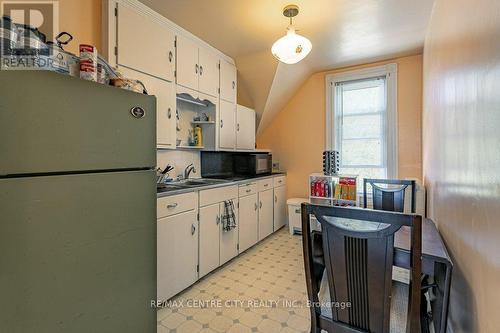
[271,27,312,64]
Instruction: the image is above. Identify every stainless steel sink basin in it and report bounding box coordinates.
[178,178,229,186]
[158,179,229,192]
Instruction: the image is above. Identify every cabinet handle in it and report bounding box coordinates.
[216,216,220,225]
[246,189,251,193]
[191,223,196,235]
[295,209,301,214]
[264,184,268,187]
[275,195,277,203]
[237,123,240,131]
[195,64,199,74]
[167,108,172,119]
[167,203,178,209]
[259,201,262,209]
[232,81,235,89]
[168,51,173,62]
[254,202,258,211]
[220,119,223,128]
[200,65,203,76]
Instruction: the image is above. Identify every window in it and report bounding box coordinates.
[326,64,397,186]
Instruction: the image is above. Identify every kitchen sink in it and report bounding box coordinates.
[157,178,229,192]
[178,178,229,186]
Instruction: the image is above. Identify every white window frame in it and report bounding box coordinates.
[325,63,398,179]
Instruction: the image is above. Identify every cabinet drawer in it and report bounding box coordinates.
[239,182,257,197]
[157,192,198,218]
[257,178,273,191]
[273,176,286,187]
[199,185,238,207]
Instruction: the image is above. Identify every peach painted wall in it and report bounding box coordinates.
[423,0,500,332]
[58,0,102,54]
[26,0,102,54]
[257,54,423,199]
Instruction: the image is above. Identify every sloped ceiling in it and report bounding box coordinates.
[139,0,434,133]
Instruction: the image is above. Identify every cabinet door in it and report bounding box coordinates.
[120,67,176,148]
[239,194,258,252]
[236,105,256,150]
[157,210,198,301]
[198,48,220,97]
[117,3,174,81]
[219,99,236,150]
[220,199,239,265]
[220,59,237,103]
[273,185,287,231]
[199,203,220,277]
[258,189,274,240]
[176,35,199,91]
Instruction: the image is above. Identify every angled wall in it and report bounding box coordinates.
[257,54,423,198]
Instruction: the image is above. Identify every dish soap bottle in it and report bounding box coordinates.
[194,125,203,147]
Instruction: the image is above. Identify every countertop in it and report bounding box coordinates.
[157,172,286,198]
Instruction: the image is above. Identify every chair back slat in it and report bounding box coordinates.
[302,204,422,333]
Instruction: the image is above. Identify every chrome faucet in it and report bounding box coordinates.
[184,163,196,179]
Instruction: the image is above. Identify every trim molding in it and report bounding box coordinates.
[325,63,398,178]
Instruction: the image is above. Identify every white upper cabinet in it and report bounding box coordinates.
[236,105,256,150]
[177,35,220,97]
[119,67,176,149]
[198,48,220,97]
[176,35,199,92]
[116,3,175,82]
[220,59,237,103]
[219,99,236,150]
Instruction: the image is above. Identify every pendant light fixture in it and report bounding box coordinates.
[271,5,312,65]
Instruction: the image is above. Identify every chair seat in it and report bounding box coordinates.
[317,270,409,332]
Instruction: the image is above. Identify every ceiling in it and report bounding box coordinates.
[140,0,435,132]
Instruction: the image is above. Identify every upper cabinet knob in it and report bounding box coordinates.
[168,51,173,62]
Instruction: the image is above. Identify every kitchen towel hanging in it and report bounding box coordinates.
[221,200,237,232]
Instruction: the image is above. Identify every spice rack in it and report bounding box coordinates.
[309,173,357,206]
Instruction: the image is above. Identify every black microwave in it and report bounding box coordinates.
[234,153,272,175]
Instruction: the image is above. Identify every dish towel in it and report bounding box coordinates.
[222,200,237,232]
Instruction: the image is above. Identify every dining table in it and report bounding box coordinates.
[309,199,453,333]
[393,218,452,333]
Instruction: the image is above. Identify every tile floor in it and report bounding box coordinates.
[157,228,311,333]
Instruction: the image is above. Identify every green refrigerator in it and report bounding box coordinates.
[0,71,157,333]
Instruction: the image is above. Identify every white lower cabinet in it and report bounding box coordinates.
[157,176,286,299]
[273,185,287,231]
[238,193,258,252]
[157,210,198,301]
[199,186,239,277]
[258,188,274,240]
[220,200,239,265]
[199,203,220,277]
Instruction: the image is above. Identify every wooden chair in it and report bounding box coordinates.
[301,203,422,333]
[363,179,417,213]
